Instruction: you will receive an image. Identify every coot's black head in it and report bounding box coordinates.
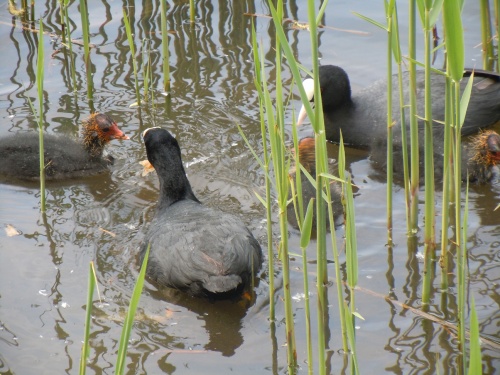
[319,65,352,110]
[142,127,199,206]
[142,127,182,169]
[297,65,352,126]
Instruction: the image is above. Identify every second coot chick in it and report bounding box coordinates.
[371,130,500,183]
[0,113,129,181]
[288,137,343,230]
[140,127,263,298]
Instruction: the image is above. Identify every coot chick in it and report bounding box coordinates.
[297,65,500,148]
[140,127,262,298]
[0,113,129,181]
[371,130,500,184]
[288,137,343,230]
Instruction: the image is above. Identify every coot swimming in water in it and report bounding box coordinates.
[297,65,500,148]
[288,137,343,230]
[140,127,263,298]
[371,130,500,184]
[0,113,129,181]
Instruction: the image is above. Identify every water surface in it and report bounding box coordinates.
[0,1,499,374]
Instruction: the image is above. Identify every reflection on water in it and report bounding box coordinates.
[0,0,499,374]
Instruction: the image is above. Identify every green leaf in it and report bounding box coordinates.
[428,0,444,27]
[443,0,464,81]
[352,12,388,31]
[115,245,149,374]
[300,199,315,248]
[352,311,365,320]
[459,72,474,127]
[416,0,425,27]
[319,172,345,184]
[467,296,482,374]
[253,191,268,209]
[79,262,96,375]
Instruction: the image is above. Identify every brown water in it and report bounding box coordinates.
[0,1,499,374]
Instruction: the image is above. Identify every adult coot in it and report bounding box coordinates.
[140,127,262,298]
[288,137,343,230]
[371,130,500,183]
[0,113,129,180]
[297,65,500,148]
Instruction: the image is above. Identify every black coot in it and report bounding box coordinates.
[288,137,343,230]
[0,113,129,180]
[140,127,263,298]
[297,65,500,148]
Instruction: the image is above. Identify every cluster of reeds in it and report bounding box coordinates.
[249,1,361,373]
[122,5,171,115]
[383,2,482,372]
[251,0,487,373]
[79,248,149,375]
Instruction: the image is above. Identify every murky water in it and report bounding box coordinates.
[1,1,499,374]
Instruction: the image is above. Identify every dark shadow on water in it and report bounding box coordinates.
[146,285,258,357]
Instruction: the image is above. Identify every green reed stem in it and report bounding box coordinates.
[341,166,359,374]
[272,2,297,367]
[335,138,352,354]
[160,0,170,92]
[315,1,329,25]
[440,76,452,291]
[443,0,466,366]
[142,39,151,103]
[37,20,46,212]
[189,0,195,23]
[453,78,466,372]
[421,3,437,307]
[300,1,329,374]
[79,0,93,105]
[79,262,96,375]
[264,6,298,369]
[115,246,149,374]
[392,6,412,234]
[290,127,305,229]
[250,26,275,319]
[408,0,419,234]
[123,8,141,107]
[344,171,358,303]
[457,180,469,373]
[303,1,331,371]
[343,300,360,374]
[300,200,315,375]
[385,0,395,244]
[479,0,494,70]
